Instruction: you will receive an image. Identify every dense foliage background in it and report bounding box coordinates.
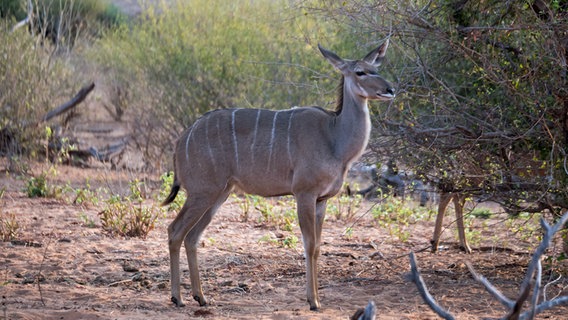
[1,0,567,217]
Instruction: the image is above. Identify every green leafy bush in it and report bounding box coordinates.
[32,0,124,51]
[99,179,164,238]
[372,197,432,242]
[0,23,71,158]
[90,0,347,164]
[25,173,49,198]
[158,171,186,212]
[0,0,26,20]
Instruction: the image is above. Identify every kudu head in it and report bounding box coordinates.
[318,40,395,101]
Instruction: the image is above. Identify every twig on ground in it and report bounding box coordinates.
[37,238,52,307]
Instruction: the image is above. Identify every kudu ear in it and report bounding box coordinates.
[318,44,347,72]
[363,39,389,67]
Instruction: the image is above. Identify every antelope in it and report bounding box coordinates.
[430,153,553,255]
[431,192,471,253]
[162,40,395,310]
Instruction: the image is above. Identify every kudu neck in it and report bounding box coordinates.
[332,77,371,164]
[334,76,368,114]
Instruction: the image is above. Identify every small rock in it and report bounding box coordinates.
[123,264,139,272]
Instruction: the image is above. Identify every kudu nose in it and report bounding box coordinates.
[387,87,395,96]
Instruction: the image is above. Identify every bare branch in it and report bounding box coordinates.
[465,262,515,309]
[350,301,376,320]
[527,260,542,320]
[41,82,95,123]
[416,211,568,319]
[527,296,568,318]
[505,279,531,320]
[408,252,455,320]
[519,214,568,300]
[516,211,568,319]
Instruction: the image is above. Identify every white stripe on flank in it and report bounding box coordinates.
[287,110,294,166]
[185,118,200,161]
[231,109,239,170]
[267,111,279,171]
[205,115,216,171]
[216,116,224,163]
[250,109,262,164]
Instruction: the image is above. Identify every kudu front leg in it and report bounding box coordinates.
[296,194,324,310]
[431,192,452,253]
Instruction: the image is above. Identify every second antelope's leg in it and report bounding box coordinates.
[296,193,321,310]
[431,192,453,253]
[453,194,472,253]
[168,189,229,307]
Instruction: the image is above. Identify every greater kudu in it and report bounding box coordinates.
[162,40,395,310]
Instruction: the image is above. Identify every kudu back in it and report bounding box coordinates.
[163,40,395,310]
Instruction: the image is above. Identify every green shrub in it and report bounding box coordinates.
[328,190,362,221]
[99,179,164,238]
[25,173,49,198]
[89,0,348,164]
[0,0,26,20]
[0,22,72,158]
[258,232,299,249]
[471,208,492,219]
[32,0,124,51]
[158,171,186,212]
[372,197,432,242]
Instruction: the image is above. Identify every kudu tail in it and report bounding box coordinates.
[162,173,180,206]
[161,158,181,206]
[162,180,180,206]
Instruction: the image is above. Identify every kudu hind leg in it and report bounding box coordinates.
[296,194,322,310]
[183,190,231,306]
[453,195,472,253]
[168,191,225,307]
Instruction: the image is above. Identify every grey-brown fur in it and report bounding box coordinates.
[164,40,395,310]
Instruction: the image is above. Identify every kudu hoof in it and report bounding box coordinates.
[429,240,439,253]
[194,295,207,306]
[171,296,185,307]
[460,246,473,254]
[308,300,321,311]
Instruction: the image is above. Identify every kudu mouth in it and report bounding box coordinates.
[376,87,396,100]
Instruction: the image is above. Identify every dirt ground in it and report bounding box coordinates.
[1,164,568,320]
[1,2,567,318]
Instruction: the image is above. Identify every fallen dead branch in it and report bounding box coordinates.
[41,82,95,123]
[350,300,376,320]
[409,210,568,319]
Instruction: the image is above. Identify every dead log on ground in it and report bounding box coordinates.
[409,210,568,319]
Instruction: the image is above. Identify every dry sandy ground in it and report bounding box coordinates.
[1,164,568,319]
[4,1,567,319]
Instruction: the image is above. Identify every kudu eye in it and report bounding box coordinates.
[355,71,366,76]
